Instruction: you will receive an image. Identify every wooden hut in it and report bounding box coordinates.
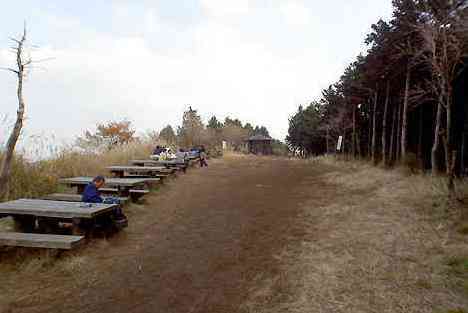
[246,135,273,155]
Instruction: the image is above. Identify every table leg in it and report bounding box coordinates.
[37,217,59,233]
[71,218,85,236]
[113,171,124,178]
[13,215,36,232]
[117,186,129,197]
[76,185,85,194]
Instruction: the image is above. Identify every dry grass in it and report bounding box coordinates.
[242,156,468,313]
[2,141,153,201]
[0,141,154,235]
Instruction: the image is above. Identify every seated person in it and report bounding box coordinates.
[190,147,201,158]
[175,148,188,162]
[82,176,128,228]
[153,145,165,155]
[165,148,177,160]
[82,175,106,203]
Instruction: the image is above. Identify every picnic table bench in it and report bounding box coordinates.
[41,193,129,205]
[0,199,118,239]
[59,177,155,201]
[0,232,84,249]
[107,165,171,179]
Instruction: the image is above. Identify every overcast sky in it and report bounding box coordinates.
[0,0,393,148]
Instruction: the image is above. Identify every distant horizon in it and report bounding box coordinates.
[0,0,393,153]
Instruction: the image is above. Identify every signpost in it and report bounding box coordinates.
[336,136,343,152]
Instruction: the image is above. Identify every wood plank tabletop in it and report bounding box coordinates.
[0,199,117,219]
[107,166,167,172]
[130,159,186,167]
[41,193,129,204]
[129,160,160,165]
[150,160,188,166]
[59,177,155,187]
[149,156,187,164]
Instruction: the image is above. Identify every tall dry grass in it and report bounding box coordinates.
[2,141,154,200]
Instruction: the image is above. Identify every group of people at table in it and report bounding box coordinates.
[152,145,208,167]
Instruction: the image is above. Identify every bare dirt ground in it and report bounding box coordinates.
[1,155,467,313]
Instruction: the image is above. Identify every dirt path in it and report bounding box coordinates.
[0,155,328,313]
[1,155,467,313]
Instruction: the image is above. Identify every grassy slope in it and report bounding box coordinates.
[243,157,468,313]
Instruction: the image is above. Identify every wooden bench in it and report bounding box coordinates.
[41,193,129,205]
[0,232,84,249]
[59,177,154,199]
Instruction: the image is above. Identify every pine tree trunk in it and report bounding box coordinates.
[372,90,378,164]
[326,127,329,154]
[462,132,466,177]
[432,98,443,175]
[0,31,26,200]
[368,101,372,159]
[382,80,390,166]
[356,128,362,158]
[417,106,423,161]
[445,87,452,175]
[390,105,397,164]
[342,130,346,160]
[396,101,402,161]
[401,65,411,162]
[352,106,356,158]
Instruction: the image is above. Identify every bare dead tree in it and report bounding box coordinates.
[0,26,31,200]
[395,37,424,163]
[418,10,466,178]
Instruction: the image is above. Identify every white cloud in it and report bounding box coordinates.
[280,1,312,27]
[0,1,394,154]
[200,0,251,18]
[144,9,160,33]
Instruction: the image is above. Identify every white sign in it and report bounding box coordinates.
[222,140,227,150]
[336,136,343,151]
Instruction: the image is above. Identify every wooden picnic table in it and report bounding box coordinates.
[0,199,118,235]
[107,165,171,178]
[59,177,155,197]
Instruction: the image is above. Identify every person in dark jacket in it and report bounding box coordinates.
[82,176,128,229]
[199,146,208,167]
[82,175,106,203]
[153,145,165,155]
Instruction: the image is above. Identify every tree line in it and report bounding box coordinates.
[159,107,273,152]
[287,0,468,180]
[76,107,277,154]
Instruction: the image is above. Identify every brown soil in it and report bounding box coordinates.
[1,155,467,313]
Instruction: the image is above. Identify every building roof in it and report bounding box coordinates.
[247,134,273,141]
